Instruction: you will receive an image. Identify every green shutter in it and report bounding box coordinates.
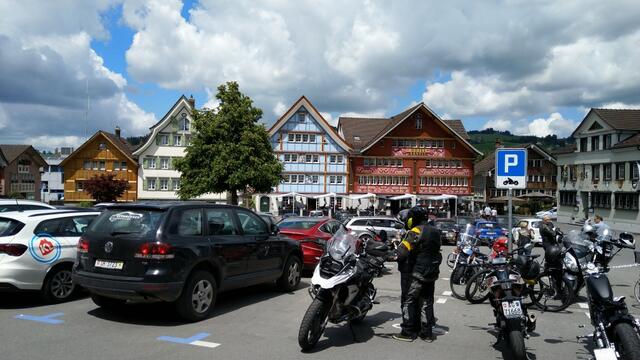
[168,157,173,170]
[143,178,148,190]
[168,178,173,190]
[156,136,161,145]
[171,118,178,131]
[143,158,149,169]
[181,135,186,147]
[167,134,173,146]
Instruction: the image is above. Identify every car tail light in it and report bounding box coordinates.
[0,243,28,256]
[77,237,89,254]
[135,242,174,259]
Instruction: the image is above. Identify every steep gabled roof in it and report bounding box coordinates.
[474,143,556,175]
[338,117,391,150]
[60,131,138,167]
[133,95,193,156]
[572,108,640,137]
[0,144,46,166]
[268,96,352,152]
[443,120,470,140]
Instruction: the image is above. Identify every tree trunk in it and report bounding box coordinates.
[230,189,238,205]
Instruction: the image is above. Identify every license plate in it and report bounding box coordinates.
[502,300,523,319]
[95,259,124,270]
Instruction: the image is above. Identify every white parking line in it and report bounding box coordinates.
[585,312,591,319]
[442,291,452,296]
[191,341,221,349]
[441,278,450,281]
[578,303,589,309]
[436,298,447,304]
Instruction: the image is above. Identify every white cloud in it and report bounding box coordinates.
[26,135,85,151]
[273,101,287,117]
[320,112,335,126]
[0,104,7,130]
[526,113,578,137]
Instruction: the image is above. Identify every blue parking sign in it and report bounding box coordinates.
[495,148,527,189]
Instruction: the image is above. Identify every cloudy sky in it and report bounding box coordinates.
[1,0,639,150]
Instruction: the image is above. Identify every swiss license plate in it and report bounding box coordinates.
[95,259,124,270]
[502,300,523,319]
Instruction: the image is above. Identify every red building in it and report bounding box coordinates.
[337,103,482,211]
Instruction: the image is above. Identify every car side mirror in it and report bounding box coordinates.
[271,224,279,235]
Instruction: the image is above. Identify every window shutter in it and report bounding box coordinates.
[168,178,173,190]
[168,134,173,146]
[143,158,149,169]
[168,157,173,170]
[156,136,161,145]
[181,135,186,147]
[171,118,178,131]
[143,178,148,190]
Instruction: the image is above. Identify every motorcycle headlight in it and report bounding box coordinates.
[563,254,579,272]
[462,246,473,256]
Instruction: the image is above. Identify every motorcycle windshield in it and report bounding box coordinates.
[459,224,477,245]
[327,227,359,261]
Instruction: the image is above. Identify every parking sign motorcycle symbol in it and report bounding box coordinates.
[29,233,61,264]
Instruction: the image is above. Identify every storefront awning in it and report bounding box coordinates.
[427,194,458,201]
[389,193,417,201]
[313,192,338,199]
[348,193,376,200]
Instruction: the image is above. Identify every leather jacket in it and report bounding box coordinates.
[395,223,442,281]
[539,221,556,247]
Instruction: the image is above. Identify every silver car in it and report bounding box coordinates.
[345,216,405,241]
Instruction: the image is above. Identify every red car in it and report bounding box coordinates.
[277,217,343,270]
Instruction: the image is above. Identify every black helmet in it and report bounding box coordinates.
[545,245,563,267]
[404,206,427,230]
[514,256,540,280]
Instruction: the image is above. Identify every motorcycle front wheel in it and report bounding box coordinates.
[450,265,476,300]
[465,269,491,304]
[508,330,527,360]
[298,298,330,351]
[614,322,640,360]
[531,272,574,312]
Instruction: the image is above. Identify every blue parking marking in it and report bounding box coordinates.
[157,332,210,344]
[15,312,64,324]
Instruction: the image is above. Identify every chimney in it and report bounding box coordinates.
[187,95,195,109]
[495,138,503,149]
[115,126,121,138]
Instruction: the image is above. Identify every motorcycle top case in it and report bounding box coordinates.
[586,273,613,302]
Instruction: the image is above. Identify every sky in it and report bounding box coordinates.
[1,0,640,150]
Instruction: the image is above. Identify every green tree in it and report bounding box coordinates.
[174,82,283,204]
[83,173,130,203]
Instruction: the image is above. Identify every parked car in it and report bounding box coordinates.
[258,212,278,228]
[0,209,99,302]
[473,220,509,244]
[434,218,459,245]
[73,202,303,322]
[345,216,405,242]
[511,218,543,245]
[309,210,324,217]
[536,207,558,220]
[281,212,298,220]
[0,199,55,213]
[277,217,342,270]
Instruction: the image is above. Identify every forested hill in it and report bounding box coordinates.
[468,128,572,158]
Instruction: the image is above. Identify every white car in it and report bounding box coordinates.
[0,209,99,302]
[345,216,405,241]
[512,218,544,245]
[536,207,558,220]
[0,199,55,213]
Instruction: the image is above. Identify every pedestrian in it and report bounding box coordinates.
[483,204,491,219]
[491,208,498,221]
[514,221,533,256]
[592,214,609,233]
[539,215,556,249]
[390,206,442,342]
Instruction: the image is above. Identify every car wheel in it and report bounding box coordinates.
[277,256,302,292]
[175,271,217,322]
[41,266,76,303]
[91,294,127,310]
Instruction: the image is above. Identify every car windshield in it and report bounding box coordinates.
[0,217,24,237]
[327,226,358,261]
[88,209,165,237]
[278,219,323,230]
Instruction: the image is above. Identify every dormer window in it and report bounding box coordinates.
[180,114,190,131]
[415,114,423,130]
[98,143,106,150]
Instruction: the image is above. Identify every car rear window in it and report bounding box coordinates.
[88,209,165,237]
[0,217,24,237]
[0,205,19,213]
[278,219,322,230]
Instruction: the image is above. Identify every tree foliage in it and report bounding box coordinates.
[174,81,283,204]
[83,173,129,203]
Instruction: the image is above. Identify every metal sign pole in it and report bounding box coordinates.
[508,188,513,252]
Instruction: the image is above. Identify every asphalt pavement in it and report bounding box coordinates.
[1,243,640,360]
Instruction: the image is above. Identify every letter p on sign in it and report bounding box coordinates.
[505,154,518,173]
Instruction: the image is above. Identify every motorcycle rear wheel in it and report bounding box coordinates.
[465,269,491,304]
[614,322,640,360]
[450,265,476,300]
[531,272,573,312]
[298,298,330,351]
[508,330,527,360]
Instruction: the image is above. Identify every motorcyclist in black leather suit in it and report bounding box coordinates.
[391,206,442,342]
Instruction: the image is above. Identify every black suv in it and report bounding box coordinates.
[73,202,303,321]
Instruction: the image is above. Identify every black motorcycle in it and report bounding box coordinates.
[577,229,640,360]
[468,255,536,360]
[449,224,488,300]
[298,226,388,351]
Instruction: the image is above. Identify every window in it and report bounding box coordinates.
[604,134,612,150]
[592,192,611,209]
[591,136,600,151]
[99,161,105,170]
[569,165,577,181]
[530,159,542,167]
[173,178,180,190]
[174,135,182,146]
[309,134,316,143]
[34,218,66,236]
[615,193,640,210]
[329,155,336,163]
[415,115,423,130]
[172,208,202,236]
[160,178,169,191]
[288,133,294,142]
[92,161,98,170]
[580,137,588,152]
[161,158,169,170]
[329,176,336,184]
[592,164,600,181]
[121,161,127,171]
[336,176,343,184]
[237,211,268,235]
[180,117,190,131]
[310,175,319,184]
[302,134,309,142]
[604,164,612,180]
[632,162,639,181]
[76,181,84,191]
[284,154,298,162]
[98,142,106,150]
[160,135,169,145]
[147,179,156,190]
[616,163,626,180]
[297,112,306,123]
[83,161,91,170]
[295,134,302,142]
[205,208,237,235]
[113,161,120,171]
[149,157,157,169]
[559,191,577,206]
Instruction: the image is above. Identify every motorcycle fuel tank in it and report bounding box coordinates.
[586,273,613,302]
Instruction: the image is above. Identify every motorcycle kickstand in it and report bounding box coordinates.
[348,321,359,343]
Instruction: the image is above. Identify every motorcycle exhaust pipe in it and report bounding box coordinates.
[527,314,537,332]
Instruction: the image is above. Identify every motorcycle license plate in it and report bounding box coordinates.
[501,300,523,319]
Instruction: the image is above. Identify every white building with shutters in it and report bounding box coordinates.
[133,96,227,202]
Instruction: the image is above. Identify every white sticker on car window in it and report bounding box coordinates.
[109,212,143,222]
